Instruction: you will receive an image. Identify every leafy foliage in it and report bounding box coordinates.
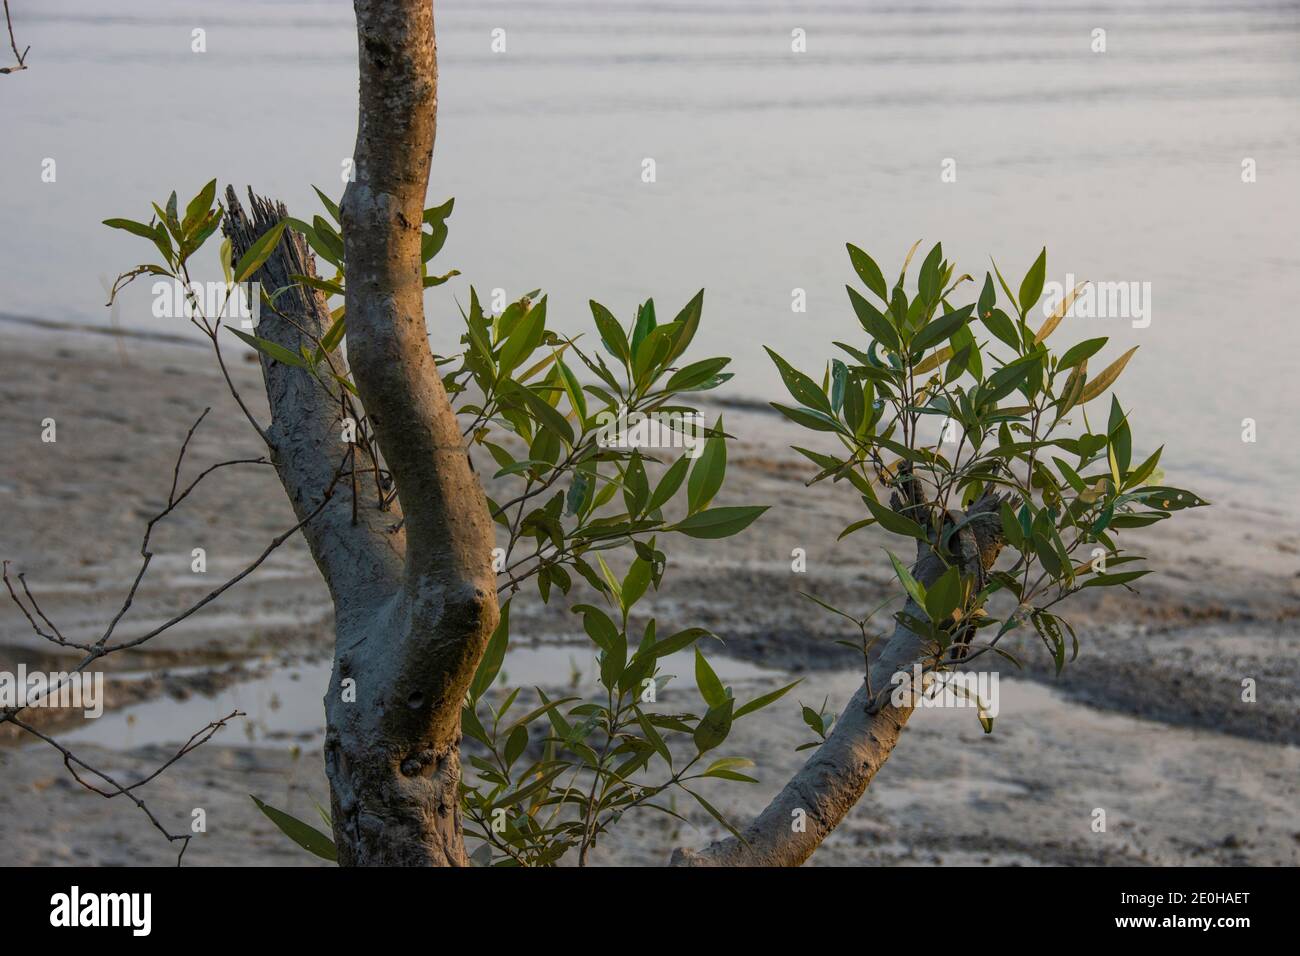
[105,183,782,866]
[768,241,1206,707]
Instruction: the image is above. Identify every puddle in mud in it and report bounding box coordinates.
[57,644,778,751]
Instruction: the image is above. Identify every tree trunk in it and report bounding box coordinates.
[671,495,1006,866]
[223,0,498,866]
[227,0,1002,869]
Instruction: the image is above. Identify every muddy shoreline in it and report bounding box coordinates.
[1,323,1296,865]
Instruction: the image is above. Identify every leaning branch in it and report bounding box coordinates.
[671,493,1007,867]
[222,188,405,605]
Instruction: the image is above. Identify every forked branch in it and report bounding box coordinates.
[1,1,29,74]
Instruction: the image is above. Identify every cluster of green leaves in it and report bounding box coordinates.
[767,241,1206,696]
[446,285,769,599]
[426,223,794,864]
[460,591,798,866]
[104,182,400,505]
[108,183,784,866]
[102,179,285,331]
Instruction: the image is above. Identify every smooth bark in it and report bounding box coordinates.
[671,494,1006,867]
[225,0,498,866]
[230,0,999,869]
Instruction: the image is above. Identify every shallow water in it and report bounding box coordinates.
[1,0,1297,506]
[57,644,776,750]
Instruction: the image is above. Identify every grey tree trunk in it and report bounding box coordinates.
[671,495,1006,867]
[226,0,1006,868]
[223,0,499,867]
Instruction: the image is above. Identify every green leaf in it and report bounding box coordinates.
[686,417,725,514]
[982,354,1037,403]
[423,269,459,288]
[590,300,631,365]
[312,311,346,361]
[182,179,217,236]
[508,382,575,446]
[863,497,928,542]
[1081,570,1152,589]
[886,550,928,611]
[646,455,690,514]
[164,191,179,232]
[664,289,705,366]
[665,356,730,392]
[312,185,342,224]
[733,679,802,719]
[911,304,974,353]
[1125,445,1163,489]
[646,626,711,659]
[770,403,840,433]
[1107,395,1132,477]
[250,795,337,862]
[503,724,529,767]
[680,785,745,843]
[978,272,996,318]
[847,285,900,351]
[918,242,943,304]
[980,308,1021,352]
[421,198,453,261]
[1018,248,1047,317]
[631,299,657,358]
[497,297,547,379]
[847,243,889,302]
[923,565,961,622]
[702,756,756,779]
[637,709,673,767]
[557,359,588,427]
[229,327,307,368]
[599,622,628,691]
[493,765,568,810]
[694,648,728,708]
[766,348,831,413]
[999,500,1025,549]
[578,604,619,652]
[671,506,767,539]
[469,601,510,701]
[1127,486,1209,511]
[991,258,1019,313]
[103,217,159,241]
[622,450,650,516]
[1057,337,1107,372]
[234,221,287,282]
[693,698,734,754]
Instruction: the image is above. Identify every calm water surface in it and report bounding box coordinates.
[2,0,1297,505]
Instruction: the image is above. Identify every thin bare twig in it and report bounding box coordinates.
[1,1,29,74]
[10,711,243,865]
[2,414,346,863]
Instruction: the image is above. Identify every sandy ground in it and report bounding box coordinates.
[0,320,1297,866]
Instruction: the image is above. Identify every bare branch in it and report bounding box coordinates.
[2,410,347,862]
[9,711,243,865]
[0,1,29,74]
